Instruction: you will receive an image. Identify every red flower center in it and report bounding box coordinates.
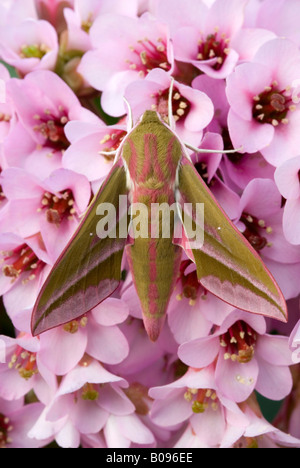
[153,86,191,124]
[99,128,127,161]
[8,346,38,380]
[177,260,205,305]
[220,320,257,363]
[197,32,230,70]
[33,108,69,150]
[240,212,273,252]
[252,81,296,126]
[40,189,76,225]
[0,413,13,448]
[126,37,171,77]
[2,242,45,282]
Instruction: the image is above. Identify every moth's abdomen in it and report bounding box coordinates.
[127,182,182,341]
[126,237,182,341]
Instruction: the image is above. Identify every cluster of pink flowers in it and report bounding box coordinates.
[0,0,300,448]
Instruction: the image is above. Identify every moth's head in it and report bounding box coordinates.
[139,110,166,126]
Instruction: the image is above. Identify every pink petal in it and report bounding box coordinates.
[168,289,212,344]
[24,147,63,180]
[227,108,274,153]
[190,406,226,447]
[172,26,201,62]
[86,323,129,365]
[178,336,220,367]
[254,38,300,88]
[1,167,43,199]
[55,419,80,448]
[101,70,142,116]
[226,62,273,120]
[10,403,47,448]
[256,334,294,366]
[42,168,91,214]
[0,199,41,238]
[57,360,124,396]
[255,358,292,400]
[64,119,105,143]
[71,398,108,434]
[38,326,87,375]
[92,298,129,326]
[193,49,239,80]
[264,258,300,300]
[204,0,247,38]
[179,84,214,131]
[261,111,300,166]
[257,0,300,46]
[274,156,300,199]
[239,178,281,219]
[215,350,259,402]
[150,389,192,426]
[0,368,33,400]
[156,0,208,33]
[97,384,135,416]
[231,27,277,61]
[62,131,115,181]
[116,414,155,445]
[104,415,131,448]
[282,198,300,245]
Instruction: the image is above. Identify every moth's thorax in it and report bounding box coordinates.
[122,111,182,192]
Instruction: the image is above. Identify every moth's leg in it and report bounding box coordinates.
[123,96,134,132]
[168,77,176,131]
[184,142,244,154]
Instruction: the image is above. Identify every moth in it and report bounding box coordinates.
[31,84,287,341]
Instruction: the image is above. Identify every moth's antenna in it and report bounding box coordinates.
[184,142,244,154]
[168,78,176,131]
[123,96,134,132]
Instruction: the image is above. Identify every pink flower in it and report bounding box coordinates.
[103,413,155,448]
[63,0,139,52]
[124,68,214,146]
[63,117,127,182]
[78,13,174,116]
[289,319,300,364]
[0,64,15,144]
[274,156,300,245]
[157,0,247,79]
[179,309,293,403]
[226,38,300,166]
[0,167,91,262]
[0,397,49,448]
[234,178,300,300]
[221,151,275,192]
[0,333,56,402]
[28,358,142,448]
[0,0,38,29]
[192,74,229,133]
[0,18,59,75]
[167,259,232,344]
[0,232,51,319]
[236,397,300,448]
[38,298,130,375]
[255,0,300,47]
[149,365,249,448]
[8,70,97,149]
[0,232,50,291]
[34,0,74,31]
